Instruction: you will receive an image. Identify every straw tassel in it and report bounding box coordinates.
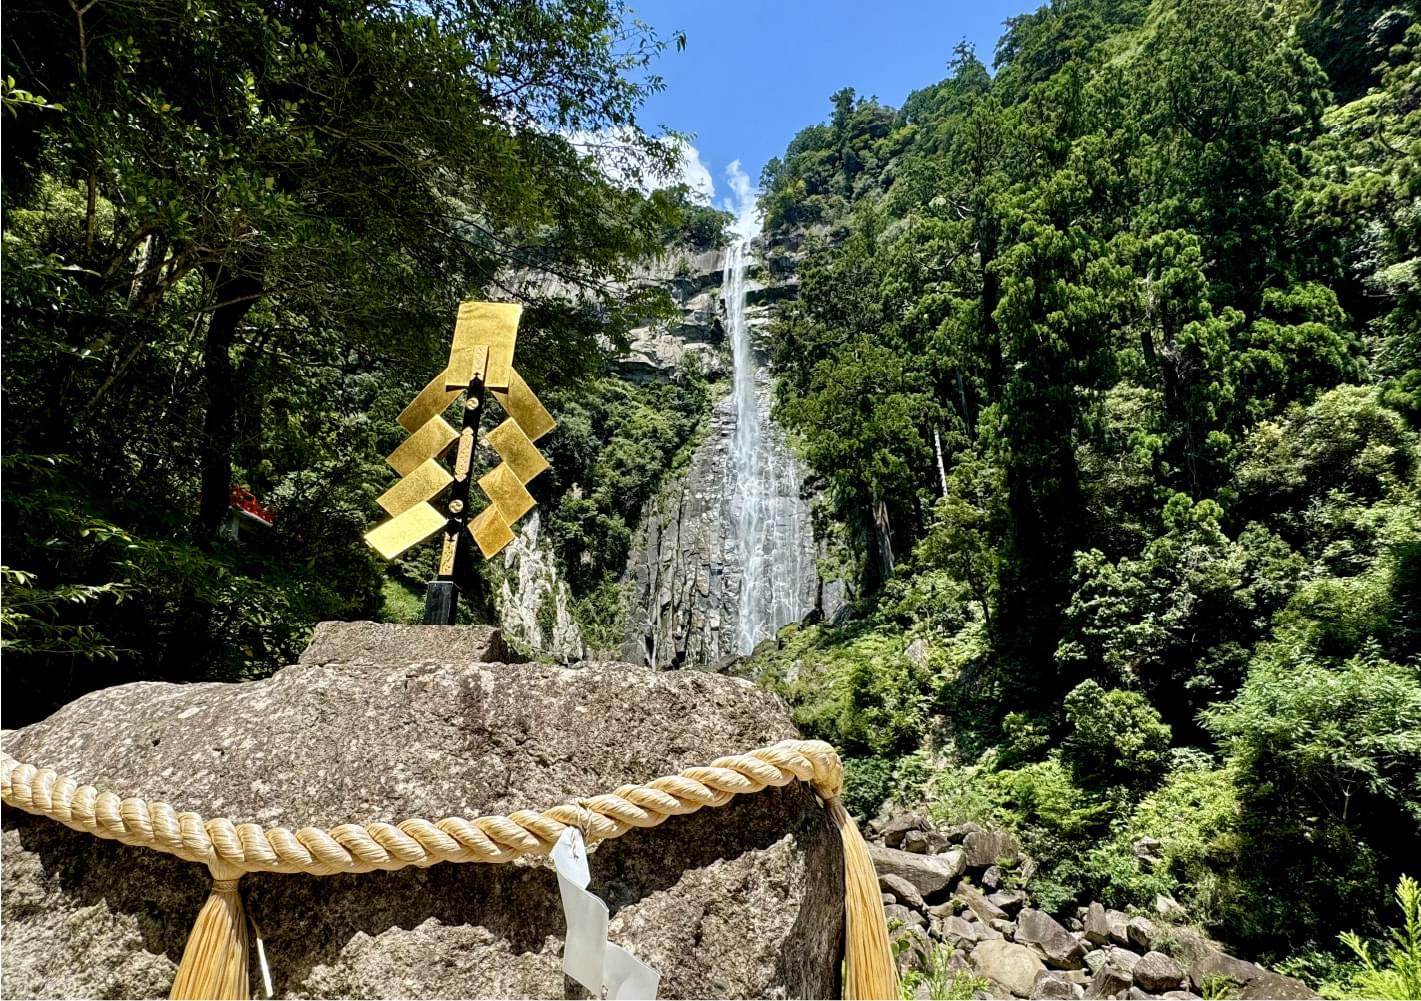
[826,796,899,1001]
[170,863,250,1000]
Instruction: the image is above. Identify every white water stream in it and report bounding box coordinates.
[724,238,813,653]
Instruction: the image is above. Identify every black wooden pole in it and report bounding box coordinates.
[423,376,487,624]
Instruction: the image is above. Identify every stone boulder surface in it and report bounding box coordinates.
[971,944,1051,995]
[1031,969,1077,999]
[1016,908,1087,970]
[1173,929,1319,1000]
[1134,951,1187,993]
[879,872,927,913]
[1084,902,1111,945]
[298,621,511,666]
[869,843,965,898]
[877,811,929,848]
[973,939,1047,998]
[2,629,843,999]
[963,829,1020,868]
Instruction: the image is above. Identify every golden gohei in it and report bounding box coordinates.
[364,301,554,619]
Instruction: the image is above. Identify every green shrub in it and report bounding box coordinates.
[988,757,1109,912]
[1272,949,1362,996]
[1084,760,1239,917]
[760,626,935,758]
[919,757,1004,829]
[842,756,895,819]
[1062,679,1173,791]
[1206,654,1421,949]
[898,942,990,1001]
[1330,875,1421,1000]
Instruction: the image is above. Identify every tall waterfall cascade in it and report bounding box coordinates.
[724,239,813,654]
[619,237,826,668]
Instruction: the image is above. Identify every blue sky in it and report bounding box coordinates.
[624,0,1038,219]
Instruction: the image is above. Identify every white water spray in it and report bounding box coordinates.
[724,238,812,653]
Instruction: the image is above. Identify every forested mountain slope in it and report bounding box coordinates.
[3,0,1419,991]
[747,0,1420,979]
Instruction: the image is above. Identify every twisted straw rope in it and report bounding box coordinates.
[0,739,844,876]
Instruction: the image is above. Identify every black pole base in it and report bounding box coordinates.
[422,580,459,625]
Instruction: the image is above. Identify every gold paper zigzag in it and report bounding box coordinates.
[363,302,554,563]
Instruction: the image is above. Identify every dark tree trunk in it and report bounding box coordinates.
[197,266,262,537]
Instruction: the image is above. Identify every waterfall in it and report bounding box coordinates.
[724,238,812,654]
[497,510,585,662]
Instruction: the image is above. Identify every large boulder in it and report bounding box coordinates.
[870,843,966,898]
[972,940,1046,998]
[2,632,844,999]
[878,812,930,849]
[963,829,1021,868]
[1087,965,1133,999]
[1173,929,1319,1000]
[879,873,927,913]
[1134,951,1187,993]
[1083,902,1111,946]
[935,914,981,945]
[1126,915,1156,951]
[1031,970,1077,1000]
[1016,908,1087,970]
[297,621,511,666]
[953,883,1008,924]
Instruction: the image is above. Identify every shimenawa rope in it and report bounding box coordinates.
[1,738,897,1001]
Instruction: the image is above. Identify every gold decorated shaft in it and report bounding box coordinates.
[364,300,555,565]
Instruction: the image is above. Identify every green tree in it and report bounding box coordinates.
[0,0,684,721]
[1206,653,1421,950]
[1061,678,1172,792]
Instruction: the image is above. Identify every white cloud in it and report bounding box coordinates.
[566,128,716,205]
[721,159,762,239]
[564,130,760,239]
[670,140,716,205]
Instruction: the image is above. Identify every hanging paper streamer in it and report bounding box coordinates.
[551,828,660,1001]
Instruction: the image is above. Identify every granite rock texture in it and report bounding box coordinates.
[298,620,510,666]
[2,633,843,999]
[618,248,727,381]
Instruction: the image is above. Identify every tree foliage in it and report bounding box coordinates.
[0,0,700,722]
[753,0,1421,960]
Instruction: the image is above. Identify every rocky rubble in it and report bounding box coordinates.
[865,812,1319,1001]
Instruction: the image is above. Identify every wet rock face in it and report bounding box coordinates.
[618,386,825,669]
[496,511,586,662]
[619,391,746,669]
[1,627,844,999]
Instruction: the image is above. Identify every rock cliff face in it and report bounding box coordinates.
[618,239,835,669]
[493,248,728,660]
[617,247,729,381]
[497,238,834,668]
[1,623,844,999]
[495,511,585,662]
